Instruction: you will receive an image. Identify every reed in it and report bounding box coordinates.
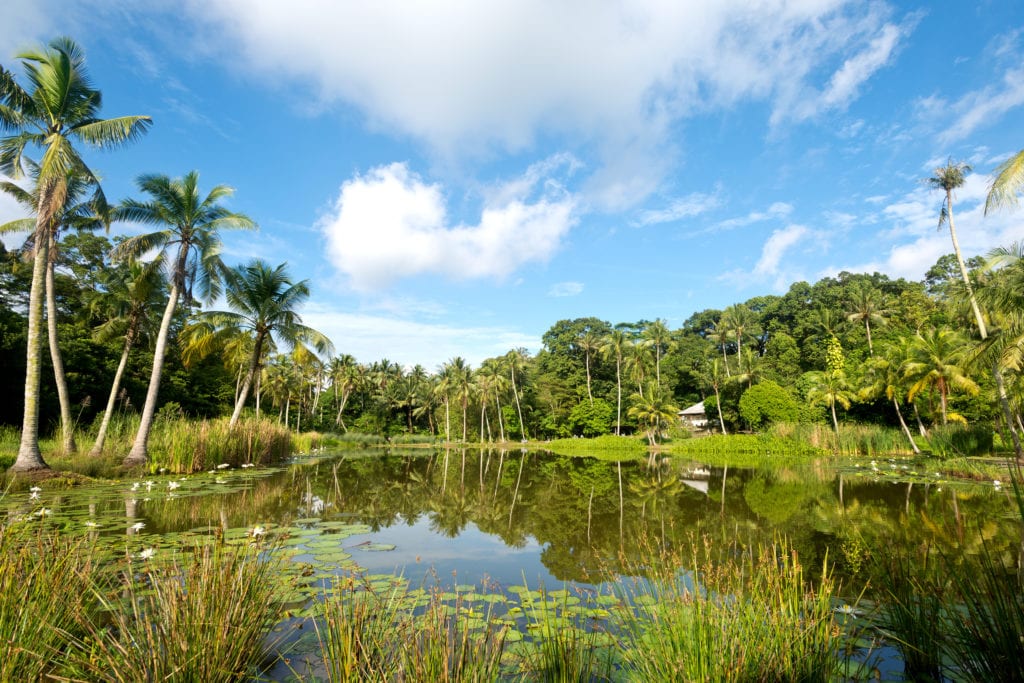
[545,434,647,459]
[65,544,284,682]
[613,537,846,682]
[0,523,98,681]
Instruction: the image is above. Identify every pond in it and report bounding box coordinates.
[4,448,1016,589]
[3,447,1019,679]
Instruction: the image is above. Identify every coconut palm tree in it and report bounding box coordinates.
[113,172,255,466]
[88,255,167,455]
[1,37,151,471]
[806,368,854,436]
[720,304,760,374]
[600,329,633,435]
[627,383,679,447]
[903,327,979,426]
[859,338,920,453]
[845,284,890,356]
[985,149,1024,214]
[328,354,361,430]
[575,329,600,405]
[183,260,333,427]
[928,160,987,338]
[705,321,733,377]
[1,165,110,454]
[505,348,530,439]
[641,318,674,384]
[698,355,728,435]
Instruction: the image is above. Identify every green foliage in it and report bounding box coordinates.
[567,398,613,437]
[738,380,805,429]
[544,434,647,459]
[927,423,994,457]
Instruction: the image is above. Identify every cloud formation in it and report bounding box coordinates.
[548,281,584,298]
[185,0,908,197]
[319,162,576,290]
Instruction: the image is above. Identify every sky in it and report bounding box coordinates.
[2,0,1023,371]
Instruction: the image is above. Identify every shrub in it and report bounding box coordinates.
[738,380,805,429]
[568,398,613,437]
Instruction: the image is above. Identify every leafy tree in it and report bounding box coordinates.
[568,398,613,437]
[0,37,150,470]
[113,172,255,465]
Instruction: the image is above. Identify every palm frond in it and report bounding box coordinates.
[985,149,1024,215]
[73,115,152,148]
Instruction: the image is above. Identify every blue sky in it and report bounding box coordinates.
[2,1,1023,370]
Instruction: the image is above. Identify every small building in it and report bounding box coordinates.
[678,401,708,430]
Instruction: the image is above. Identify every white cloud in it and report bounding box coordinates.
[300,301,540,369]
[755,225,810,278]
[0,0,52,59]
[938,68,1024,145]
[319,162,577,290]
[180,1,909,203]
[633,191,719,227]
[548,281,584,298]
[705,201,793,234]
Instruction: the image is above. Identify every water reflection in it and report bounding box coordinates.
[2,448,1019,595]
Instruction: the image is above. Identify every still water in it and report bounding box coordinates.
[4,447,1017,600]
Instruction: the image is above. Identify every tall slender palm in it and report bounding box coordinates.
[625,341,653,396]
[904,327,979,426]
[600,329,633,435]
[184,260,333,427]
[627,383,679,447]
[698,355,728,435]
[705,322,733,377]
[641,319,674,384]
[720,304,760,374]
[113,172,254,466]
[478,359,509,441]
[985,149,1024,214]
[88,256,167,454]
[1,37,150,471]
[806,368,854,436]
[328,354,360,429]
[845,284,890,356]
[575,329,600,405]
[1,166,109,454]
[859,338,920,453]
[928,160,987,338]
[505,348,530,439]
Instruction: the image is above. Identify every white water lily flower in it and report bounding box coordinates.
[250,526,267,538]
[167,481,180,491]
[130,522,145,531]
[29,491,40,501]
[35,508,52,517]
[217,463,230,469]
[84,521,98,528]
[130,482,140,491]
[29,486,42,493]
[241,463,254,469]
[215,478,227,484]
[138,548,156,560]
[834,604,861,617]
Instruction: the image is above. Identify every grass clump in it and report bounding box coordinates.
[613,537,846,682]
[65,544,284,682]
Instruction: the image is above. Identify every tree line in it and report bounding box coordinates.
[3,38,1024,469]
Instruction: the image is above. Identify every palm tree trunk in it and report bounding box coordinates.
[91,323,137,455]
[714,385,727,435]
[12,219,51,472]
[510,364,527,440]
[892,397,920,454]
[585,352,593,406]
[992,362,1024,462]
[229,332,266,427]
[946,193,988,338]
[865,320,874,356]
[494,388,505,442]
[830,401,840,436]
[615,356,622,435]
[45,242,77,454]
[913,402,928,436]
[125,281,181,466]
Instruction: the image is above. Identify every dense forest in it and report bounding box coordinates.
[3,38,1024,466]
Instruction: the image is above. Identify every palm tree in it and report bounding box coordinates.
[478,359,509,441]
[705,321,733,377]
[806,368,854,436]
[860,338,920,453]
[720,304,760,374]
[845,284,890,356]
[928,160,987,338]
[627,383,679,447]
[113,172,255,466]
[641,319,674,384]
[698,355,728,435]
[184,260,333,427]
[505,348,530,439]
[88,255,167,455]
[903,327,979,426]
[575,329,600,405]
[328,354,361,430]
[625,341,653,396]
[985,149,1024,214]
[600,329,633,435]
[1,166,110,454]
[1,37,151,471]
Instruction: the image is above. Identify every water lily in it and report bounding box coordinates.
[250,525,267,538]
[217,463,230,469]
[167,481,181,491]
[834,604,861,617]
[28,490,40,501]
[241,463,254,469]
[84,521,99,528]
[993,479,1002,488]
[215,477,227,484]
[130,482,140,491]
[29,485,42,493]
[130,522,145,531]
[34,508,52,517]
[138,547,156,560]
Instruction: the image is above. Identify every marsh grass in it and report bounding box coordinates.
[545,434,647,459]
[927,423,994,458]
[0,523,98,681]
[145,417,292,472]
[65,544,284,682]
[669,431,824,458]
[613,538,846,682]
[769,422,912,456]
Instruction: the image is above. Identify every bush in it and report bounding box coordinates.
[738,381,805,430]
[568,398,613,437]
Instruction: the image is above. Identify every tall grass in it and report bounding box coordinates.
[0,523,98,680]
[545,434,647,459]
[613,537,846,682]
[769,422,912,456]
[65,544,284,682]
[669,431,825,458]
[927,423,994,458]
[145,417,292,472]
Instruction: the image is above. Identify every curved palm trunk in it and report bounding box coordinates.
[864,320,874,356]
[892,397,920,454]
[91,321,138,455]
[493,387,505,442]
[12,221,51,472]
[125,281,180,466]
[830,400,840,436]
[229,332,267,427]
[510,365,526,440]
[714,384,727,435]
[993,364,1024,461]
[946,193,987,338]
[584,352,593,405]
[45,247,77,454]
